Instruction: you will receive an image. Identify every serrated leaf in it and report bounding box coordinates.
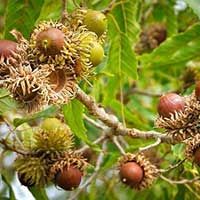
[107,33,138,79]
[184,0,200,19]
[141,23,200,69]
[110,0,140,43]
[4,0,44,39]
[13,105,59,127]
[28,187,48,200]
[164,2,178,36]
[62,99,89,144]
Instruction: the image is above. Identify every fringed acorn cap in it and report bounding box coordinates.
[33,119,73,153]
[15,155,49,186]
[118,153,158,190]
[155,92,200,141]
[185,134,200,163]
[73,31,98,79]
[29,21,79,66]
[49,151,88,180]
[45,68,77,105]
[0,30,28,79]
[2,63,51,112]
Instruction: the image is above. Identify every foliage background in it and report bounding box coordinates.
[0,0,200,199]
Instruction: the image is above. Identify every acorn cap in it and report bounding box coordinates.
[155,92,200,141]
[33,121,73,153]
[49,151,88,181]
[15,155,49,186]
[74,31,98,78]
[46,68,77,105]
[118,153,158,190]
[2,63,51,112]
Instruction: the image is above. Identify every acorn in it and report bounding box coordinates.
[0,40,17,59]
[83,10,107,37]
[120,162,143,187]
[36,28,65,55]
[55,166,82,191]
[118,153,158,190]
[157,93,185,118]
[195,81,200,100]
[90,41,104,66]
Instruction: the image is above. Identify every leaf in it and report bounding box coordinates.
[13,105,59,127]
[4,0,44,39]
[107,33,138,79]
[171,144,185,160]
[164,1,178,36]
[37,0,61,22]
[28,187,48,200]
[184,0,200,19]
[109,0,140,43]
[62,99,89,144]
[0,89,17,115]
[1,174,16,200]
[141,23,200,69]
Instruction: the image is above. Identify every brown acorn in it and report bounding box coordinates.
[157,93,185,118]
[55,166,82,190]
[36,28,65,55]
[0,40,17,59]
[118,153,158,190]
[195,81,200,100]
[120,162,143,187]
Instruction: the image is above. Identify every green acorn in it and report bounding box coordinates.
[33,118,73,153]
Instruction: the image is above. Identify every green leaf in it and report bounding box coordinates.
[0,89,17,115]
[164,2,178,36]
[13,105,59,127]
[1,174,16,200]
[109,0,140,43]
[28,187,48,200]
[141,23,200,69]
[37,0,61,22]
[184,0,200,19]
[62,99,89,144]
[4,0,44,39]
[107,33,138,79]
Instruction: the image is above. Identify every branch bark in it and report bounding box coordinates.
[76,87,174,144]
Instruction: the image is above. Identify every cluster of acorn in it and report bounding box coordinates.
[0,9,107,111]
[15,117,87,190]
[156,82,200,165]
